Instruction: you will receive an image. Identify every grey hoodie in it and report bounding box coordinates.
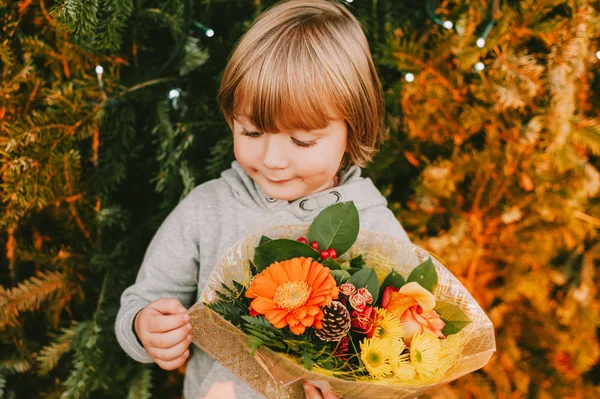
[115,161,414,399]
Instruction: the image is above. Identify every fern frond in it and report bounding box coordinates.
[205,281,249,326]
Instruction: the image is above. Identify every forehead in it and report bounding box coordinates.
[235,113,335,131]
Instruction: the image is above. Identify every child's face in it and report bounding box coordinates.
[233,116,347,201]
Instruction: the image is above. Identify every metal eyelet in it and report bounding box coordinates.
[331,191,341,203]
[299,199,311,212]
[266,197,277,203]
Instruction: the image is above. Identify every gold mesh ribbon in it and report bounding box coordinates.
[189,225,496,399]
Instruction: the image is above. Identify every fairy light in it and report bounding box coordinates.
[475,62,485,71]
[168,88,181,109]
[168,89,180,100]
[426,0,453,31]
[596,51,600,60]
[95,65,104,90]
[345,0,354,3]
[476,19,495,49]
[194,21,215,38]
[405,73,415,82]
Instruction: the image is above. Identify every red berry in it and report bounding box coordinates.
[327,248,337,259]
[311,241,320,251]
[297,237,308,244]
[320,250,330,260]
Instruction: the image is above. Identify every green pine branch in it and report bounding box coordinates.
[0,358,32,374]
[37,323,78,375]
[0,270,65,329]
[125,366,153,399]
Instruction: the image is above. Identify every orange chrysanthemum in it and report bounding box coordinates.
[245,257,339,335]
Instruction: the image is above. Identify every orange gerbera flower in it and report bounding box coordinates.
[245,257,339,335]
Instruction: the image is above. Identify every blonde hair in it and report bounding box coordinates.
[217,0,384,168]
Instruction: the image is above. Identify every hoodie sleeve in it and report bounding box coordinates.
[115,191,200,363]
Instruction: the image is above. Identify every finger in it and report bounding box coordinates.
[156,349,190,371]
[148,313,190,333]
[151,298,187,315]
[150,324,192,348]
[303,382,323,399]
[151,337,192,362]
[322,391,341,399]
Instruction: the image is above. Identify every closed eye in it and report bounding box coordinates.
[291,137,317,148]
[242,129,317,148]
[241,129,262,138]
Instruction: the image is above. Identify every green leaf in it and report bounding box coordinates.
[253,239,319,272]
[301,351,315,370]
[322,259,341,270]
[379,269,406,300]
[249,260,257,275]
[307,201,359,256]
[340,261,351,270]
[381,269,406,289]
[247,336,264,354]
[407,258,438,293]
[347,268,380,303]
[330,270,351,285]
[435,301,471,336]
[259,235,272,245]
[349,255,367,269]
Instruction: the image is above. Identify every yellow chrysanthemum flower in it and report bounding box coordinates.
[387,342,415,381]
[360,337,399,378]
[372,307,404,340]
[392,358,416,381]
[409,332,442,379]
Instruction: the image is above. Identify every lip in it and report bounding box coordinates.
[265,176,293,185]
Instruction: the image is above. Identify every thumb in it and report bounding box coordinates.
[151,298,187,315]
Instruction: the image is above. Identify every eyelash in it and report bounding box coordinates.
[241,129,317,148]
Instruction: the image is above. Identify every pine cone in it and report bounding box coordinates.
[315,301,351,342]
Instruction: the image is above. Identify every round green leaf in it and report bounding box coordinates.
[307,201,359,256]
[253,239,319,272]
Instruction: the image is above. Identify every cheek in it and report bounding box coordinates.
[295,141,345,176]
[233,136,257,166]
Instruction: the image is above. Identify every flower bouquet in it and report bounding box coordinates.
[188,202,495,398]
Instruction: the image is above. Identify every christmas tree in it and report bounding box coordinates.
[1,0,599,397]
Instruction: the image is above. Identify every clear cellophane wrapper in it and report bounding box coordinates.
[189,224,496,398]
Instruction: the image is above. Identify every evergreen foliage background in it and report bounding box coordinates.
[1,0,599,397]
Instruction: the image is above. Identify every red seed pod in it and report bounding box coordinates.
[297,237,308,244]
[320,250,331,260]
[311,241,320,251]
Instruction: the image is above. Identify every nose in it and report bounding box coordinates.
[262,134,289,169]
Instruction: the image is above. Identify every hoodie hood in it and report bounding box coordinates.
[221,161,388,220]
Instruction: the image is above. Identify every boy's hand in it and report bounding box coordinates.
[134,298,193,370]
[303,382,341,399]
